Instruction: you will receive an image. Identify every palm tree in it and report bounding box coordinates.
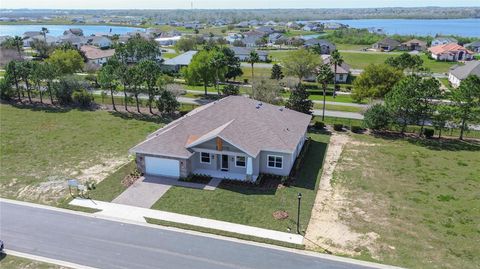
[316,64,335,121]
[2,36,24,57]
[41,27,49,42]
[248,50,259,79]
[330,50,344,99]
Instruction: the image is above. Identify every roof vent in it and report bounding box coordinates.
[256,105,261,109]
[259,102,263,106]
[279,107,284,111]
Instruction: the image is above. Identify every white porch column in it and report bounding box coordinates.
[246,157,253,180]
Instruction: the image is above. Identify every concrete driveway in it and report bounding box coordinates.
[113,176,222,208]
[112,176,172,208]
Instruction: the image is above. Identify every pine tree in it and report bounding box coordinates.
[270,64,284,80]
[286,84,313,114]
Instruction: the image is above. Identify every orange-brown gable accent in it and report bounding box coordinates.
[216,137,223,151]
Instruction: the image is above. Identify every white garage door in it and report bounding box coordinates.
[145,157,180,178]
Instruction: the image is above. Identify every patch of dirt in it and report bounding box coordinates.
[273,210,289,220]
[304,133,380,257]
[12,157,129,205]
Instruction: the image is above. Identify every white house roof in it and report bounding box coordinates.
[163,50,198,66]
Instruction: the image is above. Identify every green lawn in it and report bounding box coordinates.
[332,134,480,268]
[162,52,180,59]
[0,253,66,269]
[240,66,273,81]
[0,104,161,205]
[151,133,330,232]
[336,44,370,51]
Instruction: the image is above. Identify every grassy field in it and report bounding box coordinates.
[0,253,67,269]
[152,133,330,232]
[336,44,370,50]
[0,104,161,205]
[162,52,180,59]
[240,66,273,81]
[332,134,480,268]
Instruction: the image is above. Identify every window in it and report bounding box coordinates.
[200,152,210,164]
[235,156,246,167]
[267,155,283,169]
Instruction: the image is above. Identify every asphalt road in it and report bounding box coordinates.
[0,201,385,269]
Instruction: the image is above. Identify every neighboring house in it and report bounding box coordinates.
[23,35,58,47]
[130,96,311,181]
[431,37,458,47]
[372,38,401,51]
[428,43,474,62]
[305,55,350,83]
[80,45,115,65]
[230,47,269,61]
[399,39,427,51]
[303,39,336,54]
[255,26,275,35]
[162,50,198,72]
[23,31,42,39]
[267,33,283,46]
[63,28,84,36]
[59,34,87,49]
[466,40,480,53]
[448,61,480,87]
[88,36,112,48]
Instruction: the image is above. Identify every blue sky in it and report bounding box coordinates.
[1,0,479,9]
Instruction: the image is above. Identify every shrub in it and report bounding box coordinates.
[363,104,391,130]
[0,79,15,101]
[314,121,325,130]
[243,78,249,84]
[423,128,434,138]
[333,124,343,131]
[222,84,240,96]
[72,89,94,107]
[350,125,363,133]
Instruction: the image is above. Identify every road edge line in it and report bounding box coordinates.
[0,198,402,269]
[4,249,98,269]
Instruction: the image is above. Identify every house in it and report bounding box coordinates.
[230,47,269,61]
[399,39,427,51]
[322,55,351,83]
[88,36,112,48]
[448,61,480,87]
[305,55,350,83]
[59,34,87,49]
[23,35,58,47]
[129,96,311,181]
[303,39,336,54]
[372,38,400,51]
[162,50,198,72]
[255,26,275,35]
[23,31,42,39]
[431,37,457,47]
[80,45,115,65]
[466,40,480,53]
[63,28,84,36]
[428,43,474,62]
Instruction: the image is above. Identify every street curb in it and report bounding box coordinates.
[4,249,98,269]
[0,198,403,269]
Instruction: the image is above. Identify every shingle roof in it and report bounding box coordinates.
[449,61,480,80]
[375,38,401,47]
[230,47,268,57]
[130,96,311,158]
[321,55,350,74]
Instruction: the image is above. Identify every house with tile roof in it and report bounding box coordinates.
[130,96,311,181]
[448,61,480,87]
[80,45,115,65]
[399,39,427,51]
[428,43,474,62]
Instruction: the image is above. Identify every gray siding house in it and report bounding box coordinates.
[130,96,311,181]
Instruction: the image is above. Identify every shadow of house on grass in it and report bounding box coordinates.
[372,132,480,152]
[108,111,173,125]
[9,101,73,113]
[291,139,328,190]
[217,139,328,195]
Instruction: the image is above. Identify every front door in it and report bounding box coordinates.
[221,155,229,171]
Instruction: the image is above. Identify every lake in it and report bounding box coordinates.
[0,24,144,37]
[325,18,480,37]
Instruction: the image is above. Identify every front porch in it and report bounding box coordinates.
[192,169,259,182]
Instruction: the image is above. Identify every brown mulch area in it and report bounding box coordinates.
[272,210,289,220]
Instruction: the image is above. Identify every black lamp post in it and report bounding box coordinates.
[297,192,302,234]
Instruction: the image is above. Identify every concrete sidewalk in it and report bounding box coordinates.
[69,198,304,245]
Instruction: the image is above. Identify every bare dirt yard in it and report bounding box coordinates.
[306,132,480,269]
